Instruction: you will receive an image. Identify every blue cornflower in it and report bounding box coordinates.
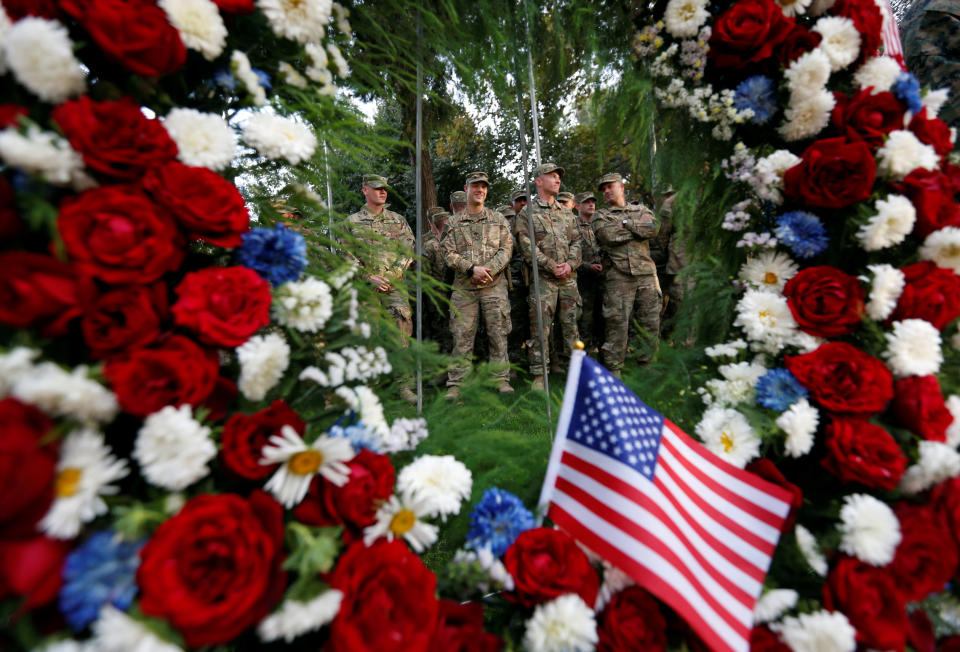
[733,76,779,125]
[329,422,382,453]
[235,224,307,286]
[894,72,924,114]
[59,531,145,631]
[213,68,236,90]
[774,211,828,259]
[755,368,808,412]
[253,68,272,92]
[465,488,535,557]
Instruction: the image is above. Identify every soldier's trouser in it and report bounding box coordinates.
[600,268,661,371]
[383,289,413,340]
[447,279,511,386]
[507,282,528,366]
[577,273,603,353]
[526,276,580,376]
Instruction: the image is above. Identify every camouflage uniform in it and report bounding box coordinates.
[498,204,528,367]
[649,194,690,332]
[902,0,960,129]
[441,206,514,386]
[422,208,452,352]
[574,204,604,354]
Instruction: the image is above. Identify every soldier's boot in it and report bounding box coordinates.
[445,386,460,400]
[531,375,545,391]
[497,380,514,394]
[399,387,418,404]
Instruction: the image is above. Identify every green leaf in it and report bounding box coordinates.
[111,502,168,539]
[283,522,343,576]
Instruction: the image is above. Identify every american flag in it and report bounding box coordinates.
[538,353,793,652]
[879,0,905,65]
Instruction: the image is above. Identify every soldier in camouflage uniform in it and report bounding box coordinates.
[441,172,515,398]
[422,207,453,353]
[593,172,660,375]
[450,190,467,215]
[515,163,581,390]
[574,191,604,355]
[557,191,576,210]
[649,191,691,339]
[902,0,960,129]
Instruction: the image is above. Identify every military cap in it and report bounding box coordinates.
[574,191,595,203]
[450,191,467,203]
[496,204,515,218]
[534,162,565,179]
[427,206,445,218]
[465,171,489,186]
[510,189,527,202]
[557,191,574,202]
[362,174,389,189]
[597,172,623,190]
[431,210,451,223]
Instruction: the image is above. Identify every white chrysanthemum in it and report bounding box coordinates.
[326,43,349,78]
[382,416,429,453]
[363,491,439,553]
[595,563,636,611]
[92,605,184,652]
[853,55,902,93]
[945,395,960,447]
[0,346,39,397]
[923,88,951,117]
[857,194,916,251]
[257,0,331,43]
[864,263,905,320]
[695,405,760,468]
[734,289,799,353]
[40,428,129,539]
[663,0,709,37]
[257,590,343,643]
[795,524,828,576]
[523,594,598,652]
[262,425,354,507]
[883,319,943,377]
[901,441,960,494]
[0,126,92,188]
[237,333,290,401]
[12,362,118,425]
[754,588,799,623]
[714,360,767,403]
[789,330,824,354]
[837,493,901,565]
[777,398,819,457]
[779,89,835,141]
[242,113,318,165]
[773,610,856,652]
[134,405,216,491]
[784,48,831,97]
[273,277,334,331]
[230,50,266,105]
[877,130,940,180]
[163,108,237,170]
[397,455,472,520]
[3,18,85,103]
[919,226,960,274]
[813,17,861,71]
[739,250,799,293]
[278,61,309,88]
[158,0,226,60]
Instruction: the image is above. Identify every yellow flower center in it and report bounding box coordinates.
[55,468,82,497]
[679,2,697,19]
[764,272,779,285]
[946,244,960,258]
[759,310,770,319]
[390,509,416,535]
[720,431,734,453]
[288,450,323,475]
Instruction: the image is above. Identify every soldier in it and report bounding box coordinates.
[511,189,527,217]
[515,163,581,391]
[450,190,467,215]
[592,172,660,376]
[902,0,960,129]
[497,204,528,369]
[649,189,690,338]
[422,207,453,353]
[574,191,604,355]
[557,191,576,211]
[441,172,515,398]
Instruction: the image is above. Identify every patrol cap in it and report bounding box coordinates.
[574,191,596,203]
[597,172,623,190]
[534,162,565,179]
[431,210,451,223]
[362,174,389,189]
[427,206,445,218]
[465,171,489,186]
[450,191,467,204]
[496,204,515,218]
[510,189,527,202]
[557,191,574,202]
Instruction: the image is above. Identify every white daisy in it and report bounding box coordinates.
[40,428,129,539]
[262,426,354,508]
[523,594,598,652]
[134,405,216,491]
[695,405,760,468]
[784,47,831,97]
[12,362,118,425]
[945,395,960,447]
[923,87,951,118]
[382,416,429,453]
[853,55,902,93]
[595,563,636,611]
[663,0,709,37]
[396,454,472,520]
[773,610,856,652]
[795,524,828,576]
[326,43,349,78]
[363,491,438,553]
[919,226,960,274]
[837,493,901,565]
[776,0,813,16]
[163,108,237,170]
[242,113,318,165]
[3,18,85,103]
[158,0,226,60]
[92,605,184,652]
[738,250,799,293]
[332,2,351,34]
[813,18,861,71]
[734,289,799,353]
[0,125,92,188]
[883,319,943,377]
[754,588,799,623]
[273,277,334,332]
[863,263,906,320]
[877,130,940,180]
[901,441,960,494]
[278,61,309,88]
[777,398,819,457]
[230,50,267,105]
[857,194,916,251]
[0,346,39,397]
[257,590,343,643]
[237,333,290,402]
[257,0,332,43]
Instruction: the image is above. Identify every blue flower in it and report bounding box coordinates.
[329,422,382,453]
[733,76,778,125]
[894,73,924,114]
[253,68,272,92]
[465,488,535,557]
[774,211,828,259]
[213,68,236,90]
[59,531,145,631]
[235,224,307,286]
[755,368,808,412]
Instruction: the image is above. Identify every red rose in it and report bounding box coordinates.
[211,0,254,12]
[889,261,960,330]
[831,89,904,149]
[1,0,61,19]
[932,478,960,549]
[0,174,23,240]
[894,168,960,237]
[58,185,184,284]
[597,586,667,652]
[708,0,795,70]
[172,266,271,347]
[746,459,802,532]
[504,527,599,608]
[221,400,305,480]
[429,600,502,652]
[775,23,822,65]
[943,636,960,652]
[138,491,286,647]
[0,399,57,540]
[201,376,237,423]
[749,626,791,652]
[910,109,955,159]
[893,375,954,442]
[294,449,395,540]
[908,609,936,652]
[785,342,893,415]
[0,104,27,128]
[329,540,438,652]
[52,96,178,181]
[821,417,907,490]
[823,556,906,651]
[783,137,877,209]
[0,251,82,337]
[0,535,69,611]
[104,334,219,416]
[890,503,958,601]
[783,266,864,338]
[59,0,185,76]
[830,0,883,61]
[142,162,250,247]
[80,283,167,359]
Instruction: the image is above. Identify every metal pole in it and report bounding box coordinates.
[414,8,424,415]
[323,139,334,253]
[524,0,542,166]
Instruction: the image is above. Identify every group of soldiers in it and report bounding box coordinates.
[345,163,682,400]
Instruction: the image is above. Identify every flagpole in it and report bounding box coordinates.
[414,6,424,414]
